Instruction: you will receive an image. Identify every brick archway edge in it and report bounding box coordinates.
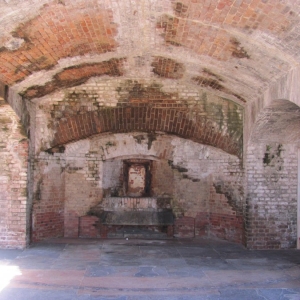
[51,106,242,157]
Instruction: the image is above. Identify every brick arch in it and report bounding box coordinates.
[51,106,242,157]
[250,99,300,144]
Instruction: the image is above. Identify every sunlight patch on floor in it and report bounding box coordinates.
[0,266,21,292]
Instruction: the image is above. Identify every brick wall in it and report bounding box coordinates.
[32,78,243,158]
[29,76,244,245]
[0,102,28,248]
[20,75,245,245]
[31,156,65,242]
[1,0,300,250]
[31,132,244,243]
[30,98,300,248]
[246,143,297,249]
[29,79,244,243]
[64,163,101,237]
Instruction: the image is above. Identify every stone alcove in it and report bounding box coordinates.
[31,132,244,242]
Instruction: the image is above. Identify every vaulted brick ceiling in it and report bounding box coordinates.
[1,0,300,111]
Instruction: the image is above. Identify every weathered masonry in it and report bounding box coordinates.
[0,0,300,250]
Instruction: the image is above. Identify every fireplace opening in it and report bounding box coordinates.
[123,159,152,197]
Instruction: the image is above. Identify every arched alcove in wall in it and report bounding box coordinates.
[246,99,300,249]
[32,132,245,243]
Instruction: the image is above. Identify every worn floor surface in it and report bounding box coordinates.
[0,238,299,300]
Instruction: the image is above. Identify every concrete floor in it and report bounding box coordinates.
[0,238,299,300]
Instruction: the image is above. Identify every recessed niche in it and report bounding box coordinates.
[123,159,152,197]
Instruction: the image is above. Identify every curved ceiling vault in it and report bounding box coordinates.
[1,0,300,155]
[251,99,300,144]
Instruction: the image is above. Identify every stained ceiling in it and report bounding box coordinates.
[1,0,300,133]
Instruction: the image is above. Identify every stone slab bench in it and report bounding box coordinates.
[98,210,174,226]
